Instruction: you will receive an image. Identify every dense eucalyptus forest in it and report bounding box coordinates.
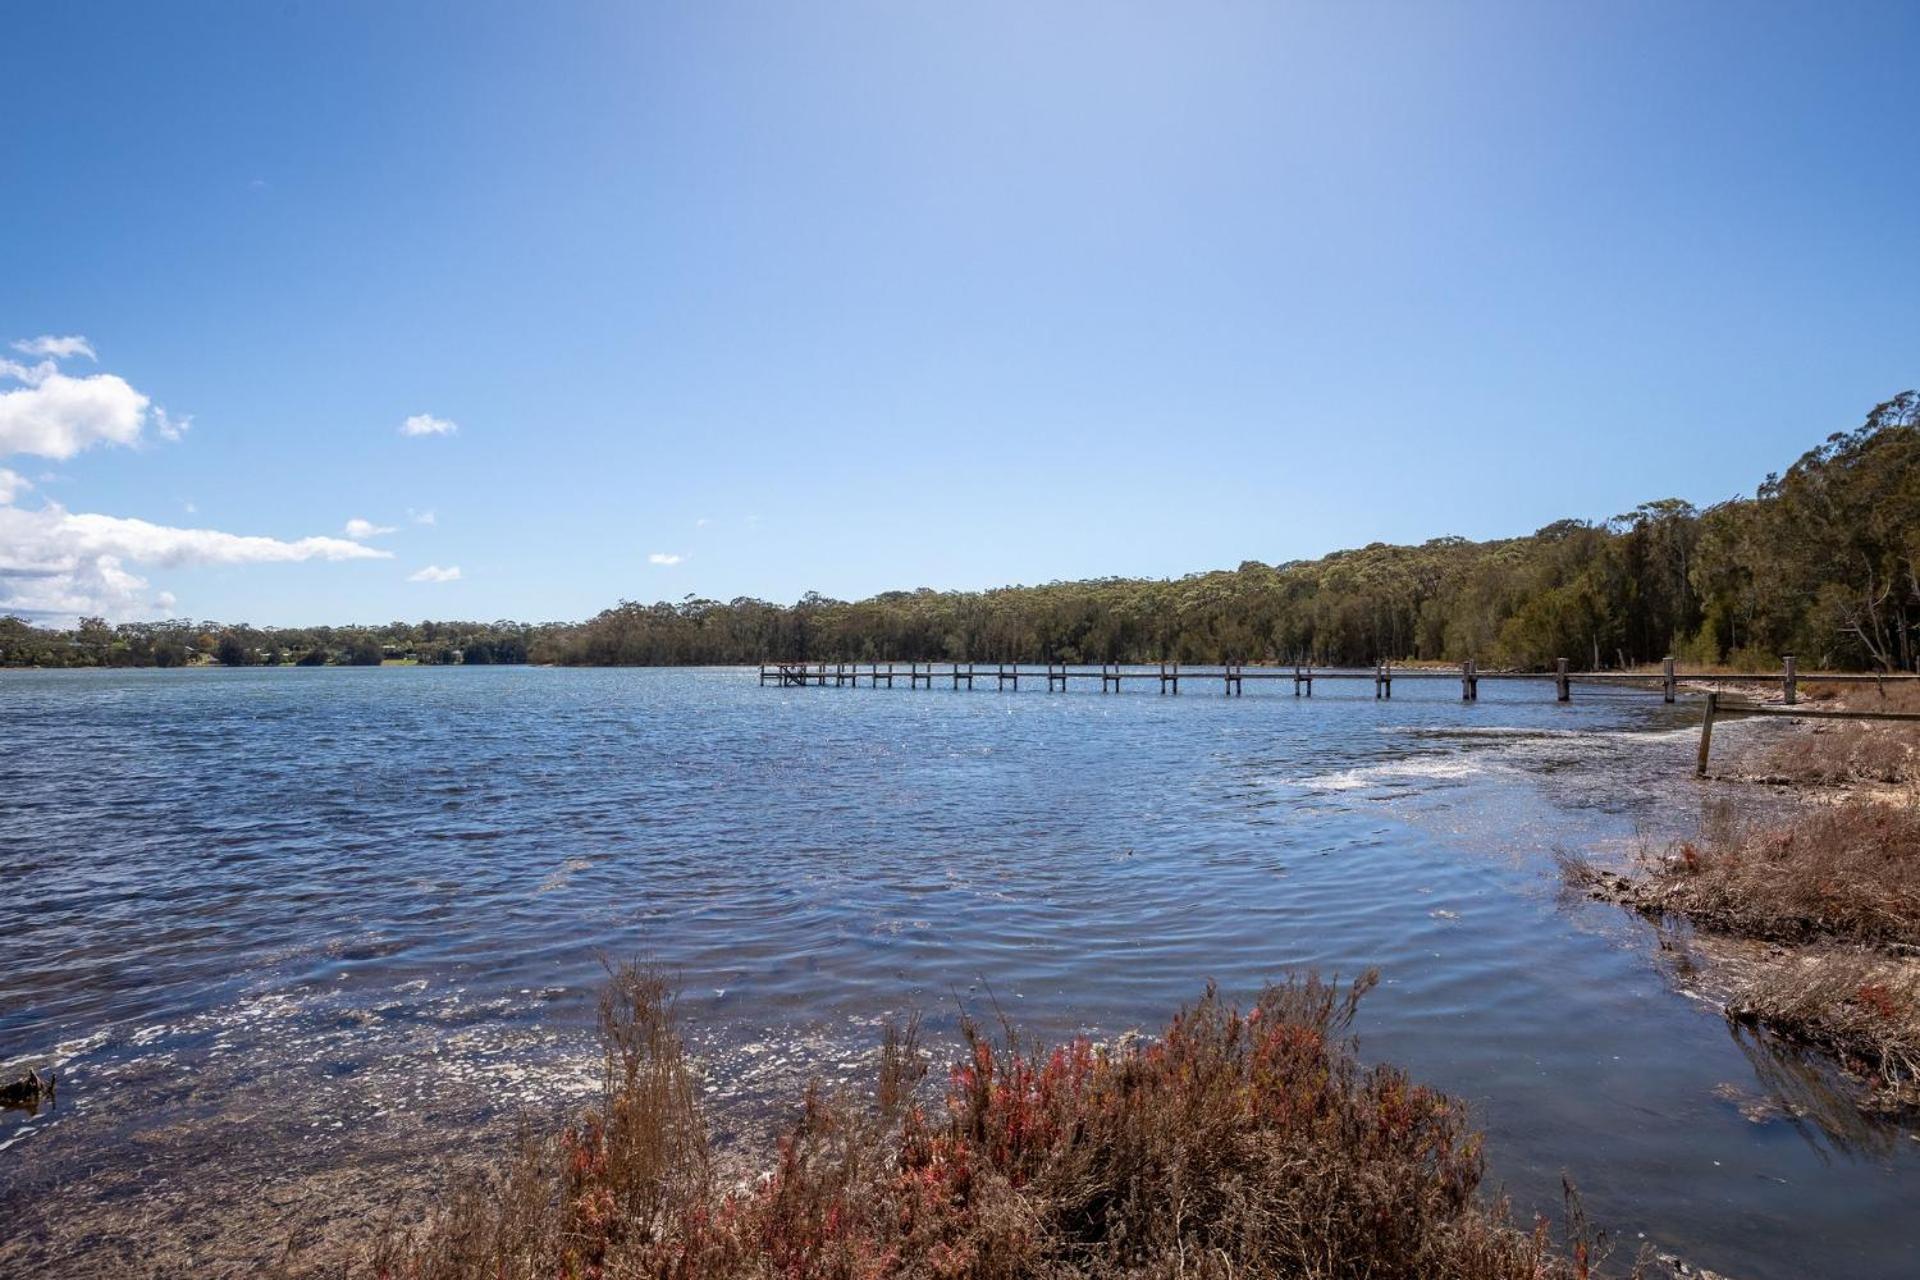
[536,392,1920,672]
[6,392,1917,672]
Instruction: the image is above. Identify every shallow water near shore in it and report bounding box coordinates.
[3,666,1916,1277]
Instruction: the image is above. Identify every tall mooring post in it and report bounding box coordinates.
[1783,654,1797,706]
[1461,659,1479,702]
[1696,691,1719,777]
[1662,656,1677,704]
[1555,657,1570,702]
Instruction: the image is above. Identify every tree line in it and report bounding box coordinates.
[0,616,557,669]
[535,392,1920,672]
[6,392,1915,673]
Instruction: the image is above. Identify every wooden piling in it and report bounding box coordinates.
[1556,657,1570,702]
[1462,659,1479,701]
[1662,656,1676,704]
[1696,691,1718,777]
[1783,654,1797,706]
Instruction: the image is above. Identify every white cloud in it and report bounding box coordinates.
[400,413,458,437]
[12,335,96,361]
[343,517,398,540]
[153,406,190,442]
[0,337,188,461]
[0,468,28,505]
[408,564,462,583]
[648,552,685,566]
[0,504,389,623]
[695,516,712,528]
[408,507,436,525]
[0,369,151,460]
[0,357,56,386]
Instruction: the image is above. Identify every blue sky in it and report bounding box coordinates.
[2,2,1916,626]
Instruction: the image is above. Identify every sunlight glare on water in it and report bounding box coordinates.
[2,666,1916,1278]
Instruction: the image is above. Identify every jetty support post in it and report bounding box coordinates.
[1173,661,1180,694]
[1293,663,1303,697]
[1663,656,1676,704]
[1381,662,1391,698]
[1696,691,1718,777]
[1555,657,1570,702]
[1462,659,1479,702]
[1783,654,1797,706]
[1304,664,1313,696]
[759,665,768,686]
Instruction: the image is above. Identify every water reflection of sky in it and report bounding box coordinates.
[1,668,1912,1278]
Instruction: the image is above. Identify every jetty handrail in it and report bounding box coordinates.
[760,654,1917,707]
[1694,693,1920,777]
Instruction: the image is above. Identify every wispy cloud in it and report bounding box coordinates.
[648,552,685,566]
[408,564,462,583]
[11,335,96,361]
[408,507,437,526]
[343,517,398,540]
[400,413,458,438]
[0,504,389,622]
[153,406,190,442]
[695,516,712,528]
[0,468,29,505]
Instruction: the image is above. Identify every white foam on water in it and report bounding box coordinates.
[1303,755,1487,792]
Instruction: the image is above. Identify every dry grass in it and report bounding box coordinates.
[1564,799,1920,1115]
[1620,804,1920,950]
[1730,951,1920,1114]
[370,966,1638,1280]
[1751,681,1920,789]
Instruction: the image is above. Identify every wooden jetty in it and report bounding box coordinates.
[761,656,1918,705]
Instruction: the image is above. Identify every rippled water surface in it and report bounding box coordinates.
[3,667,1917,1277]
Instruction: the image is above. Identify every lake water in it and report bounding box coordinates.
[3,667,1916,1278]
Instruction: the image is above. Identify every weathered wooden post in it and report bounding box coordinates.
[1373,662,1383,699]
[1696,691,1718,777]
[1662,656,1676,704]
[1172,661,1180,694]
[1293,663,1303,697]
[1303,664,1313,697]
[1556,657,1570,702]
[1783,654,1797,706]
[1462,659,1479,701]
[1381,662,1391,699]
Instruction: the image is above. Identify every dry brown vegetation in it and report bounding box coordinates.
[1729,952,1920,1114]
[1747,681,1920,791]
[1618,804,1920,950]
[370,966,1637,1280]
[1565,800,1920,1114]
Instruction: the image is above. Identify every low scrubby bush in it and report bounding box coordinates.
[372,968,1628,1280]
